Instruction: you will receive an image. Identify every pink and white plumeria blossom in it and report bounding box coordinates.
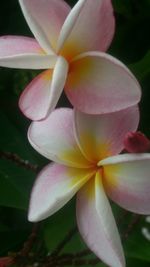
[28,105,150,267]
[0,0,141,120]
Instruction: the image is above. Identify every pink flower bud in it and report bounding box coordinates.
[124,131,150,153]
[0,257,13,267]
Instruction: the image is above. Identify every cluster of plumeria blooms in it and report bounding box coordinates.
[0,1,150,267]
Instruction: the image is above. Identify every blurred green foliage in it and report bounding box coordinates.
[0,0,150,266]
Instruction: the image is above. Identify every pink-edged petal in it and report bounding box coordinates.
[19,0,71,53]
[58,0,115,59]
[0,36,56,69]
[0,36,43,55]
[74,106,139,162]
[28,108,92,168]
[57,0,86,54]
[65,52,141,114]
[77,171,125,267]
[99,154,150,214]
[28,163,94,222]
[19,70,52,120]
[19,56,68,120]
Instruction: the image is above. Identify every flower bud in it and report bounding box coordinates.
[124,131,150,153]
[0,257,13,267]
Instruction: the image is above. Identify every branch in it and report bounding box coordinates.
[122,214,141,240]
[12,223,40,265]
[50,226,77,257]
[20,223,39,257]
[74,249,92,258]
[45,254,99,267]
[52,257,99,266]
[5,205,142,267]
[0,151,38,172]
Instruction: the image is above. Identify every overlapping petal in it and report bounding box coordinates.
[19,70,52,120]
[19,56,68,120]
[0,36,42,55]
[28,163,94,222]
[74,106,139,162]
[58,0,115,59]
[28,108,92,168]
[99,154,150,214]
[77,171,125,267]
[65,52,141,114]
[47,55,68,114]
[0,1,142,122]
[19,0,71,53]
[0,36,57,69]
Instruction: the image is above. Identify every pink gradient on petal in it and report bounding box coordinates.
[28,162,93,222]
[28,108,91,167]
[0,36,58,69]
[59,0,115,58]
[107,184,150,214]
[19,56,68,121]
[102,154,150,214]
[19,0,71,52]
[77,173,125,267]
[0,36,44,56]
[65,52,141,114]
[19,70,52,120]
[74,106,139,162]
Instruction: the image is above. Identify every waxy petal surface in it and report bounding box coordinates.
[74,106,139,162]
[58,0,115,59]
[0,36,56,69]
[77,172,125,267]
[0,36,42,55]
[47,56,68,115]
[28,163,94,222]
[20,56,68,120]
[100,154,150,214]
[65,52,141,114]
[28,108,91,168]
[19,70,53,120]
[57,0,86,54]
[19,0,71,53]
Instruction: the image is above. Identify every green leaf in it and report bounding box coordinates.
[0,229,28,255]
[0,158,35,209]
[124,216,150,262]
[130,51,150,80]
[0,107,46,210]
[0,110,32,160]
[43,199,78,252]
[0,88,48,167]
[0,209,31,255]
[0,110,37,210]
[126,257,150,267]
[43,199,103,267]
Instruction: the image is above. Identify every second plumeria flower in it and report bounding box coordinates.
[28,105,150,267]
[0,0,141,120]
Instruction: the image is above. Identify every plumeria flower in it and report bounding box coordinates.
[28,106,150,267]
[0,0,141,120]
